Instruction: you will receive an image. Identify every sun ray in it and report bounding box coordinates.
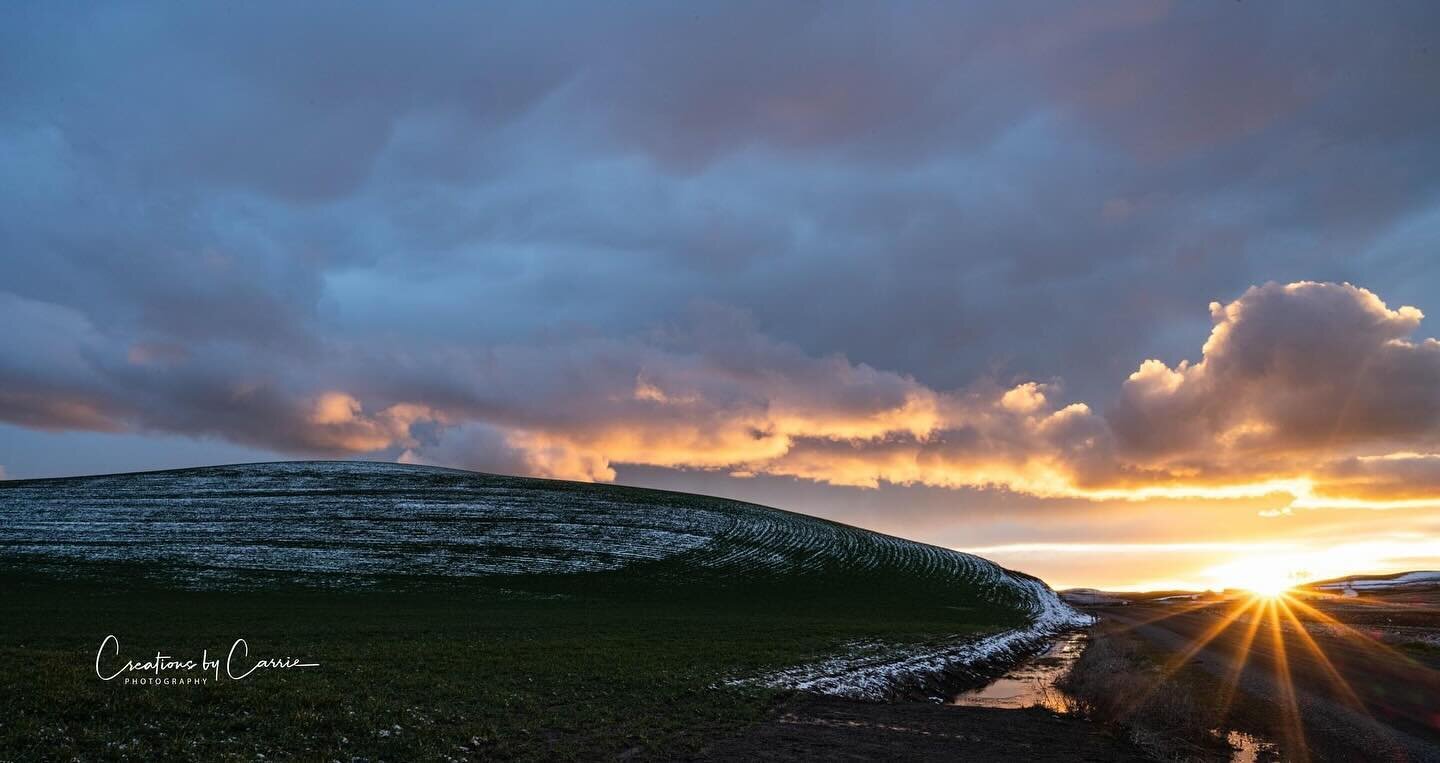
[1113,597,1256,717]
[1215,597,1267,718]
[1108,598,1223,635]
[1154,598,1256,674]
[1274,595,1368,712]
[1266,599,1311,762]
[1282,595,1437,672]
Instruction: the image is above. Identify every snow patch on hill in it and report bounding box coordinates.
[730,577,1094,700]
[1312,571,1440,591]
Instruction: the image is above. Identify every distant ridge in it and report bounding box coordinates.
[1304,570,1440,592]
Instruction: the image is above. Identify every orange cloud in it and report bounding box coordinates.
[301,392,444,453]
[0,389,124,433]
[9,278,1440,512]
[419,282,1440,512]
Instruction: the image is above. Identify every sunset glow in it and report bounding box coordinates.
[961,536,1440,593]
[1243,576,1293,599]
[1207,558,1307,597]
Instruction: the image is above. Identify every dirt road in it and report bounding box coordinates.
[699,696,1148,761]
[1102,597,1440,762]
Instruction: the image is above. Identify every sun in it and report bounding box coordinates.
[1205,556,1302,598]
[1245,573,1293,598]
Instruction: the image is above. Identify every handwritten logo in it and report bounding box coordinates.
[95,634,319,685]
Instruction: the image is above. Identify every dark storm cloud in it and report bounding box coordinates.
[2,2,1440,508]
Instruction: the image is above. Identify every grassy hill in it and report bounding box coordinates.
[0,461,1084,760]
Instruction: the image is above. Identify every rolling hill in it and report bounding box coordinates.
[1304,570,1440,593]
[0,461,1088,759]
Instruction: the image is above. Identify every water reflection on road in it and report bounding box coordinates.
[949,630,1086,712]
[948,630,1280,762]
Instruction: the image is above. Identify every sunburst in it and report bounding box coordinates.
[1102,587,1404,761]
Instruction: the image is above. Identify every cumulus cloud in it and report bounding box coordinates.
[302,392,445,453]
[1109,282,1440,502]
[1114,282,1435,455]
[344,283,1440,510]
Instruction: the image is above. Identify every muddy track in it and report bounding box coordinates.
[1105,604,1440,762]
[698,696,1149,762]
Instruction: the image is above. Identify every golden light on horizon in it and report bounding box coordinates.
[1205,555,1306,597]
[964,536,1440,593]
[1198,541,1439,596]
[1245,575,1294,598]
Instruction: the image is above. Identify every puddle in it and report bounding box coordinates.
[949,631,1086,712]
[1220,729,1280,763]
[949,632,1281,762]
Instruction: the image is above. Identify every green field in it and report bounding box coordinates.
[0,462,1071,760]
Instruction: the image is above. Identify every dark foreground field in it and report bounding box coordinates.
[0,567,1153,762]
[0,462,1089,761]
[1071,590,1440,762]
[0,568,1011,761]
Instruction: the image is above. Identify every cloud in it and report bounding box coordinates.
[394,282,1440,511]
[6,277,1440,510]
[1109,282,1440,502]
[399,305,946,481]
[3,3,1440,518]
[5,1,1440,408]
[6,280,1440,510]
[0,293,130,432]
[302,392,445,453]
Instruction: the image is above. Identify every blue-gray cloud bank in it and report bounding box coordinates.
[2,2,1440,514]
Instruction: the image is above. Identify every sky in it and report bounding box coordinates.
[3,2,1440,590]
